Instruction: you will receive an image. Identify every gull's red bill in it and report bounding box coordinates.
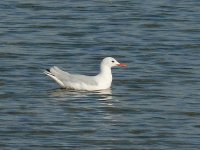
[117,63,127,67]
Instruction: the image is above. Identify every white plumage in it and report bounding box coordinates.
[44,57,126,91]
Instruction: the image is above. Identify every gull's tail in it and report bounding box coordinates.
[44,68,65,88]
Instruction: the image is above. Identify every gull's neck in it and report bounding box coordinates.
[99,64,112,77]
[94,64,113,89]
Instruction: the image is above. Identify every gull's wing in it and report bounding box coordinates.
[45,66,97,89]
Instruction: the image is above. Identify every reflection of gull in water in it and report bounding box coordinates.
[95,89,113,101]
[50,88,113,102]
[95,89,112,95]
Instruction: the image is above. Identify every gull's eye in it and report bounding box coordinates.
[112,60,115,63]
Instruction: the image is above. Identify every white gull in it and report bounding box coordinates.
[44,57,127,91]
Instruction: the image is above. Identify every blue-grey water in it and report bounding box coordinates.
[1,0,200,149]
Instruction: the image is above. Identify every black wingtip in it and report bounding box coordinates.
[46,69,50,72]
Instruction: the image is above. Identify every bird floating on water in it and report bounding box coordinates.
[44,57,127,91]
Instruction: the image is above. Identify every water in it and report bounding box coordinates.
[1,0,200,149]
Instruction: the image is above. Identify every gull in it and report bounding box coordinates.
[44,57,126,91]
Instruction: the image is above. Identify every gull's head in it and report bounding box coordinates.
[101,57,127,68]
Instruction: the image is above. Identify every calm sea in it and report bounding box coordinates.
[1,0,200,149]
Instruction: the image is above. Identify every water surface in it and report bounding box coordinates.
[1,0,200,149]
